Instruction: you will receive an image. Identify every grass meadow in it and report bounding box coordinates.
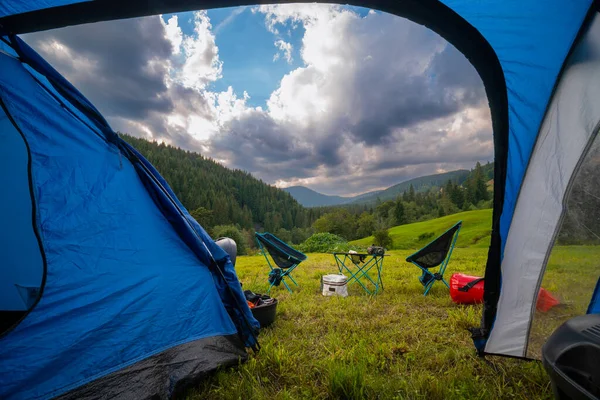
[188,211,598,399]
[351,209,493,250]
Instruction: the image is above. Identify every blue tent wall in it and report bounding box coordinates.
[0,41,254,399]
[0,0,85,18]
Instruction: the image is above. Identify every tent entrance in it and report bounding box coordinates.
[0,90,44,335]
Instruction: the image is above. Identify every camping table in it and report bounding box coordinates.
[332,252,386,295]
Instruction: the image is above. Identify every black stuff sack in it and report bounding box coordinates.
[367,245,385,256]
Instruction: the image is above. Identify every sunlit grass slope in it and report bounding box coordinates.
[351,209,493,250]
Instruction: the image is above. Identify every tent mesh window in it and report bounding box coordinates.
[526,134,600,359]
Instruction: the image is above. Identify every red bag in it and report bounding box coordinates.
[450,273,560,312]
[450,273,485,305]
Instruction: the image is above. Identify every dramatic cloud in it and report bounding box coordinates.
[209,5,491,194]
[24,11,230,144]
[23,5,492,196]
[273,39,293,63]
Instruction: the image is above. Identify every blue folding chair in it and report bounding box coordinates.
[255,232,307,293]
[406,221,462,295]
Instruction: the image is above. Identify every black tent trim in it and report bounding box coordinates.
[54,335,247,399]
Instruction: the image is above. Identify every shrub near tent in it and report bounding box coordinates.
[298,233,358,253]
[373,229,393,249]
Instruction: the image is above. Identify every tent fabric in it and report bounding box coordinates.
[0,0,86,19]
[0,33,257,399]
[486,13,600,357]
[119,139,260,347]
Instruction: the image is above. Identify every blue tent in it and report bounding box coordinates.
[1,0,600,398]
[0,29,259,400]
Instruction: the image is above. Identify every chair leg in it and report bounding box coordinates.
[424,280,435,296]
[287,273,299,286]
[282,278,293,293]
[442,278,450,289]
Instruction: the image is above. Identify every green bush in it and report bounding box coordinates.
[372,229,393,249]
[212,225,248,255]
[297,233,360,253]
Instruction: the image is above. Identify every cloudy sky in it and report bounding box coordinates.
[23,4,492,196]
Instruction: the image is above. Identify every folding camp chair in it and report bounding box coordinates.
[255,232,307,293]
[406,221,462,295]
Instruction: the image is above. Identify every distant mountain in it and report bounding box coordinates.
[283,186,350,207]
[351,189,384,202]
[350,169,471,204]
[281,162,494,208]
[283,186,383,207]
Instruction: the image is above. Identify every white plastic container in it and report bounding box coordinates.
[321,274,348,297]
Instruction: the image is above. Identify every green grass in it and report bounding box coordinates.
[186,248,561,400]
[351,209,493,250]
[185,210,598,399]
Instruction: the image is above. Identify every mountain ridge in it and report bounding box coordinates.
[282,186,383,207]
[285,168,482,207]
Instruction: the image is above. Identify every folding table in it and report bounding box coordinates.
[332,252,386,295]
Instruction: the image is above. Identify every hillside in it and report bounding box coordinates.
[122,134,316,232]
[351,209,493,250]
[352,169,470,204]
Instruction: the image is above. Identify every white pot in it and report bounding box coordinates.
[321,274,348,297]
